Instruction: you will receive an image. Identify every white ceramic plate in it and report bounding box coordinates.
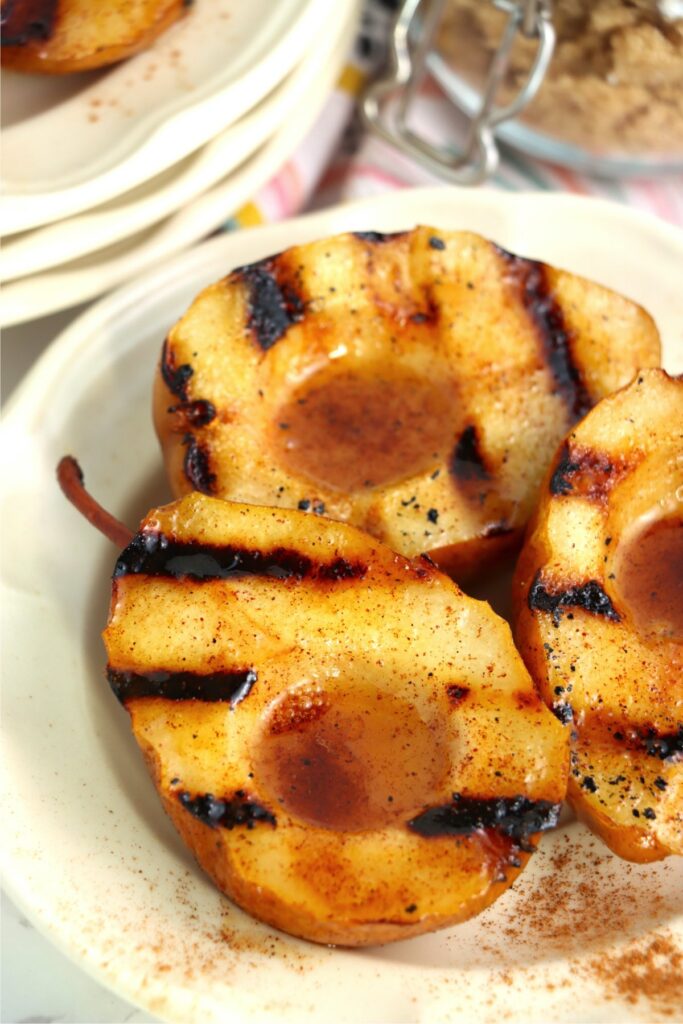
[2,187,682,1024]
[0,0,359,283]
[0,3,359,329]
[0,0,333,235]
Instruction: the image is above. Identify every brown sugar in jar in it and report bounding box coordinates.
[436,0,683,159]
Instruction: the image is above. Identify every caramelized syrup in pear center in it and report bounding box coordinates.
[256,682,448,831]
[615,513,683,639]
[273,363,458,492]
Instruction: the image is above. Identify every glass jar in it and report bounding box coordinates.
[430,0,683,176]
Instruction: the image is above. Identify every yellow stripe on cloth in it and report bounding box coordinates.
[338,63,366,97]
[233,201,265,228]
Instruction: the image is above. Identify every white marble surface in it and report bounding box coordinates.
[2,311,157,1024]
[2,892,156,1023]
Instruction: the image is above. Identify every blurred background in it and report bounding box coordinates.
[2,0,681,346]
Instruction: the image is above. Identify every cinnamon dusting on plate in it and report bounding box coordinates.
[582,932,683,1018]
[497,833,672,956]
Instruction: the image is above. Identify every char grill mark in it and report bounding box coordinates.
[550,442,630,500]
[161,339,193,402]
[552,701,574,725]
[108,667,257,706]
[318,557,366,581]
[497,246,591,420]
[450,424,490,483]
[550,443,580,496]
[528,571,620,624]
[113,530,367,583]
[235,257,305,352]
[178,791,276,830]
[641,726,683,760]
[408,794,561,851]
[177,399,216,428]
[182,434,216,494]
[162,340,216,428]
[353,230,407,244]
[611,725,683,761]
[1,0,58,44]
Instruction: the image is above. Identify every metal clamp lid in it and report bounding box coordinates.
[362,0,556,184]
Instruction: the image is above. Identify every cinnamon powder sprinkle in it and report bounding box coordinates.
[497,834,672,955]
[459,828,681,1020]
[582,933,683,1018]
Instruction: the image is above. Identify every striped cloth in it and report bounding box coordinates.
[225,0,683,233]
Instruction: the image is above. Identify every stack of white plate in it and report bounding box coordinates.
[0,0,360,327]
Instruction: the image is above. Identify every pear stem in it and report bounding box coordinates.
[57,456,134,548]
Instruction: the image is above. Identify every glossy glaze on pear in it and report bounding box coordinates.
[513,369,683,862]
[154,227,660,581]
[104,493,569,946]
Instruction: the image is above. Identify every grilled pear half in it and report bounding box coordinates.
[104,492,568,946]
[154,226,660,582]
[1,0,188,73]
[513,369,683,863]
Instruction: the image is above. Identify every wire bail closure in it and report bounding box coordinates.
[362,0,556,185]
